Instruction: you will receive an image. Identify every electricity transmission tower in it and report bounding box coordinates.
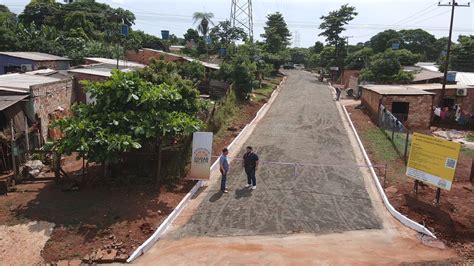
[230,0,254,41]
[293,31,301,47]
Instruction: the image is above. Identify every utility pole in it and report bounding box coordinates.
[437,1,470,106]
[344,36,354,55]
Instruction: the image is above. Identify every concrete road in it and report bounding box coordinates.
[172,70,381,238]
[134,70,457,265]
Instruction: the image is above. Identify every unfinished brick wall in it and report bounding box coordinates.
[70,73,108,103]
[381,95,434,130]
[126,49,185,65]
[361,88,382,122]
[31,79,74,140]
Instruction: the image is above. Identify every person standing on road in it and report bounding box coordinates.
[243,146,259,190]
[335,86,341,101]
[220,148,230,193]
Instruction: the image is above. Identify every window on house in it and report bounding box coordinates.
[392,102,409,122]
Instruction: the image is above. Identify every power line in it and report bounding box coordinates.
[408,9,451,26]
[392,3,439,26]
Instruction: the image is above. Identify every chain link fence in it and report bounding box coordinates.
[378,105,411,162]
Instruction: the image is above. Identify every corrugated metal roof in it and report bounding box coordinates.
[362,85,435,95]
[456,72,474,85]
[407,83,474,90]
[85,58,145,68]
[68,63,137,78]
[0,73,64,91]
[0,52,70,61]
[141,48,221,70]
[0,94,29,111]
[412,69,444,82]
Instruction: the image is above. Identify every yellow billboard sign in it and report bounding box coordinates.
[406,133,461,191]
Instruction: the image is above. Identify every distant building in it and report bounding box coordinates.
[126,48,220,71]
[68,59,145,104]
[0,52,71,75]
[361,83,474,130]
[361,84,435,129]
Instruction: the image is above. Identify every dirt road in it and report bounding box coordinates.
[135,70,457,264]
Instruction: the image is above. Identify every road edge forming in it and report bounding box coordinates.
[329,83,436,238]
[127,76,288,263]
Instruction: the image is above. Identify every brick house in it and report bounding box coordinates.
[406,83,474,113]
[361,85,435,130]
[68,60,145,104]
[125,48,220,71]
[0,52,71,75]
[0,71,73,141]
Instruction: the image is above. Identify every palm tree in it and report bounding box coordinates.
[192,12,214,38]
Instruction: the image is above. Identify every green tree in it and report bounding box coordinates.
[399,29,437,61]
[289,48,310,65]
[177,61,206,85]
[19,0,60,26]
[359,49,413,84]
[449,35,474,72]
[344,47,373,70]
[318,4,357,68]
[184,28,201,43]
[310,41,324,54]
[393,49,421,66]
[261,12,291,54]
[209,20,247,48]
[53,69,203,177]
[369,29,402,53]
[317,46,336,68]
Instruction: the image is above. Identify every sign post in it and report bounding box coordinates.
[406,133,461,204]
[189,132,213,180]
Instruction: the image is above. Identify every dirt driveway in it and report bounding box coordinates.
[135,70,458,264]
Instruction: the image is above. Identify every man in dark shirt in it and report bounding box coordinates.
[243,146,259,190]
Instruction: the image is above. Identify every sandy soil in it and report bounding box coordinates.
[136,230,456,265]
[0,221,54,265]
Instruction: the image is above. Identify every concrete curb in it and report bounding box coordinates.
[127,77,287,263]
[340,104,436,238]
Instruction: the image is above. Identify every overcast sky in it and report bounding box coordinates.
[3,0,473,47]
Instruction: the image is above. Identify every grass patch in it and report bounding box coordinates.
[461,147,474,159]
[252,83,274,102]
[363,128,400,161]
[466,134,474,142]
[209,89,238,135]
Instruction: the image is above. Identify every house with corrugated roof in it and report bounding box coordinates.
[0,52,71,75]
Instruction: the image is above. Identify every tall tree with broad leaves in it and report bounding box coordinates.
[319,4,358,46]
[319,4,357,68]
[209,20,247,48]
[369,29,402,53]
[261,12,291,54]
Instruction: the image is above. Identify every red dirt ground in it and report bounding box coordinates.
[0,80,280,264]
[347,105,474,262]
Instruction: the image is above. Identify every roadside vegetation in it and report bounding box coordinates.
[348,106,473,262]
